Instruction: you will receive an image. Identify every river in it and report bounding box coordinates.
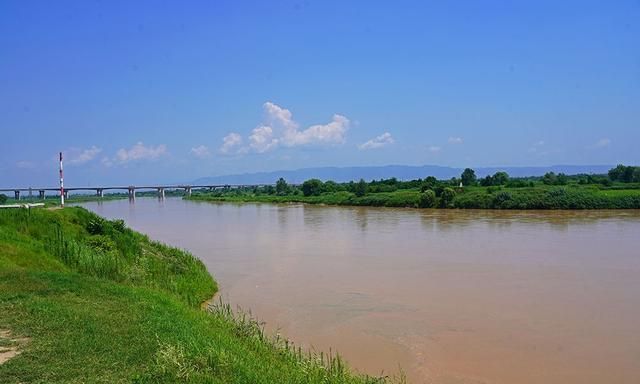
[79,198,640,384]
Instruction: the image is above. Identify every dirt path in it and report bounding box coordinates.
[0,329,29,365]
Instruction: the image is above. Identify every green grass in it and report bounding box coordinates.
[188,183,640,210]
[0,207,399,383]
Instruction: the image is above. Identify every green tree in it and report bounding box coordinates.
[301,179,323,196]
[440,187,456,208]
[460,168,477,186]
[421,176,438,192]
[542,172,557,185]
[608,164,627,181]
[556,173,568,185]
[622,166,635,183]
[419,189,436,208]
[354,179,367,197]
[633,167,640,183]
[492,171,509,186]
[275,178,289,195]
[0,194,7,204]
[480,175,494,187]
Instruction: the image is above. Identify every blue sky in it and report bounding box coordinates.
[1,1,638,186]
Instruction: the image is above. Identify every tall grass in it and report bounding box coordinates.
[0,207,404,383]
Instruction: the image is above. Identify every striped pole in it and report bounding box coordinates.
[59,152,64,207]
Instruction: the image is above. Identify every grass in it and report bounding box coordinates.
[188,182,640,210]
[0,207,400,383]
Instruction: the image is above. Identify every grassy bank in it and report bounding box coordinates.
[187,173,640,210]
[188,184,640,210]
[0,207,398,383]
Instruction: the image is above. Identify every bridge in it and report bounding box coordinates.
[0,184,273,201]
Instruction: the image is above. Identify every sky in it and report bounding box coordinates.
[1,0,639,186]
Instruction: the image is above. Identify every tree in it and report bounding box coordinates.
[460,168,477,186]
[492,171,509,186]
[440,187,456,208]
[419,190,436,208]
[301,179,323,196]
[556,173,568,185]
[633,167,640,183]
[354,179,367,197]
[275,178,289,195]
[0,194,7,204]
[421,176,438,192]
[542,172,557,185]
[480,175,494,187]
[608,164,627,181]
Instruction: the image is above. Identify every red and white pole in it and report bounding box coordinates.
[59,152,65,207]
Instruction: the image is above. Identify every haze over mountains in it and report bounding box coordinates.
[193,164,613,185]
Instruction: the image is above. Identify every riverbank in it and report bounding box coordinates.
[187,184,640,210]
[0,207,399,383]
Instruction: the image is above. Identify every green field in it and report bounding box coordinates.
[0,207,400,383]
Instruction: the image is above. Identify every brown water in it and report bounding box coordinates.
[80,198,640,384]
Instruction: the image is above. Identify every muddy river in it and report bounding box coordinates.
[80,198,640,384]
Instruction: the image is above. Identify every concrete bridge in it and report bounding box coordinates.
[0,184,273,201]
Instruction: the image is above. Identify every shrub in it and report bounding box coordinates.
[419,190,437,208]
[440,187,456,208]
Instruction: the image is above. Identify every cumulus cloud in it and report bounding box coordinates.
[190,145,211,159]
[219,133,244,154]
[593,138,611,148]
[448,137,463,144]
[114,142,167,163]
[359,132,394,150]
[220,102,350,154]
[67,146,102,165]
[249,126,278,153]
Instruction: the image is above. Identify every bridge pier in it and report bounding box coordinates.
[39,190,45,200]
[63,191,69,200]
[184,186,192,197]
[128,187,136,201]
[96,189,104,198]
[14,190,20,200]
[157,187,165,199]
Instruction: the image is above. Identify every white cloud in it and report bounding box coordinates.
[249,125,279,153]
[101,157,113,167]
[190,145,211,159]
[593,138,611,148]
[114,142,167,163]
[448,137,463,144]
[428,146,441,153]
[219,133,244,154]
[67,146,102,165]
[282,114,349,146]
[359,132,394,150]
[221,102,350,154]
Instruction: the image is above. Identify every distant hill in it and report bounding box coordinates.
[192,164,613,185]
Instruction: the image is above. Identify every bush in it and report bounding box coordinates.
[440,187,456,208]
[419,190,437,208]
[492,191,512,208]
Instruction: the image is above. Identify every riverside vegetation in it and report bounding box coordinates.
[187,165,640,210]
[0,207,404,383]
